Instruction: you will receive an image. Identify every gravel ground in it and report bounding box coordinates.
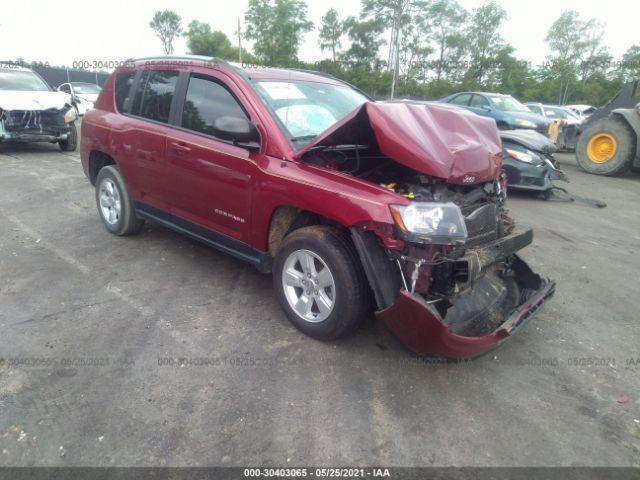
[0,130,638,467]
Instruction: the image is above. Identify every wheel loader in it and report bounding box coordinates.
[574,80,640,176]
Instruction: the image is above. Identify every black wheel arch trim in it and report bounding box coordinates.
[350,227,402,311]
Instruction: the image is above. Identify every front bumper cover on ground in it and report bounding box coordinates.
[378,273,554,358]
[376,229,555,358]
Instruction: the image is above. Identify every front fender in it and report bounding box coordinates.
[250,158,406,250]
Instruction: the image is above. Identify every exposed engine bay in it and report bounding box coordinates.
[290,101,554,357]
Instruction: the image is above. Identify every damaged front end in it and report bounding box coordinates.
[500,129,568,193]
[0,105,76,143]
[352,185,555,359]
[298,102,555,358]
[353,225,555,358]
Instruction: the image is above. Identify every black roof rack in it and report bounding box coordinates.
[121,55,249,79]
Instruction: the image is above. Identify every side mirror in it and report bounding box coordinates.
[213,116,261,151]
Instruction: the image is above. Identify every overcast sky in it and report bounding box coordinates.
[1,0,638,68]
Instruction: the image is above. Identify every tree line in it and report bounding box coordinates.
[149,1,640,106]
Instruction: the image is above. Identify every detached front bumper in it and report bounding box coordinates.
[376,229,555,358]
[378,275,554,358]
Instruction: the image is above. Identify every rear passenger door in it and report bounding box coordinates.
[165,72,258,243]
[121,69,180,208]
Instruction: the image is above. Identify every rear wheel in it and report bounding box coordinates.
[95,166,144,236]
[273,226,370,341]
[576,116,635,176]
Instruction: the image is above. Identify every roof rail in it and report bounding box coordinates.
[121,55,249,79]
[123,55,221,64]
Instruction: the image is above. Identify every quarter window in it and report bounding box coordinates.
[114,72,136,113]
[132,70,179,123]
[181,75,247,137]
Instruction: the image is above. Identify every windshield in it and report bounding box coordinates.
[488,95,530,113]
[252,80,368,147]
[71,83,101,94]
[0,70,51,91]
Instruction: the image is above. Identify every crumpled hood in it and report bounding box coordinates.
[294,102,503,184]
[0,91,72,111]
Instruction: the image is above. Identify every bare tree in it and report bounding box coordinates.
[149,10,183,55]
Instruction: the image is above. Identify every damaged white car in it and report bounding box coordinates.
[0,66,78,151]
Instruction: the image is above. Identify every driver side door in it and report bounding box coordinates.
[469,94,493,118]
[164,72,259,243]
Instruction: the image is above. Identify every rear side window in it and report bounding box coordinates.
[114,72,135,112]
[131,70,179,123]
[181,75,247,137]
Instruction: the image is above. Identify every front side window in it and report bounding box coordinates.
[181,75,247,137]
[132,70,179,123]
[470,94,489,108]
[527,104,542,115]
[252,80,368,147]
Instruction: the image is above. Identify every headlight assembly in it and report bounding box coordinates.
[505,148,543,165]
[515,119,536,129]
[390,202,468,245]
[63,105,78,124]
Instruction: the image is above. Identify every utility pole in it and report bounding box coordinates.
[238,17,242,64]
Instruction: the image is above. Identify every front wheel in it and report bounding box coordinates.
[576,116,635,176]
[59,123,78,152]
[273,226,371,341]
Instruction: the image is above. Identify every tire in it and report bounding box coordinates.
[576,116,635,176]
[273,226,371,341]
[59,122,78,152]
[95,165,144,236]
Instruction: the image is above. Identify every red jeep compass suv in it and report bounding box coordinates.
[80,56,555,358]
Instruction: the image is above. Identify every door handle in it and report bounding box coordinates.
[170,142,191,154]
